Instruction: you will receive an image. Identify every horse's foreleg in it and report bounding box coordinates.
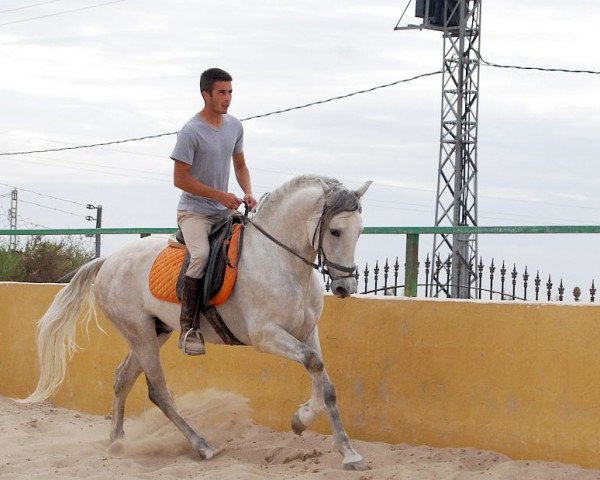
[303,328,365,470]
[291,328,326,433]
[110,331,172,441]
[319,371,366,470]
[253,325,366,471]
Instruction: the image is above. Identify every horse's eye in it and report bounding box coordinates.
[330,229,341,238]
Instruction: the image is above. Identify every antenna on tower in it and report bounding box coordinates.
[395,0,482,298]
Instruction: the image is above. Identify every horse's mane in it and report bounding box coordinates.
[255,175,361,217]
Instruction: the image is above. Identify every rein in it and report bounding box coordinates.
[245,201,357,281]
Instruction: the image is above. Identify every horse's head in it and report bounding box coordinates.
[315,180,372,298]
[252,175,371,298]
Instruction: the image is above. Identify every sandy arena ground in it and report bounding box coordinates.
[2,390,600,480]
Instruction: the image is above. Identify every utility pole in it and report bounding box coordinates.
[395,0,482,298]
[8,188,18,250]
[86,204,103,258]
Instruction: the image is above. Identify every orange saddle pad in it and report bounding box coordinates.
[149,224,242,305]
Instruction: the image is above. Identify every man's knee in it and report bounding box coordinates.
[186,253,209,278]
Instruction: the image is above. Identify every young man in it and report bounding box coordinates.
[171,68,257,355]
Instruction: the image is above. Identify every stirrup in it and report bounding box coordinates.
[180,328,205,356]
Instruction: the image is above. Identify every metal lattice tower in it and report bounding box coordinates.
[433,0,481,298]
[396,0,482,298]
[8,188,18,250]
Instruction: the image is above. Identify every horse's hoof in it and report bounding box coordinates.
[200,445,221,460]
[291,412,307,435]
[109,430,124,442]
[193,438,219,460]
[343,460,369,471]
[107,440,123,455]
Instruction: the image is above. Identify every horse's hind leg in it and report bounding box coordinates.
[254,324,365,471]
[141,355,217,459]
[110,352,142,441]
[110,330,172,441]
[118,317,217,459]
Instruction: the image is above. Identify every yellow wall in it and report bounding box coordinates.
[2,282,600,468]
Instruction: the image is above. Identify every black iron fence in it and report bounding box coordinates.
[324,255,597,302]
[2,225,600,302]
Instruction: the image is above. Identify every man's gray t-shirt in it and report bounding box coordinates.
[171,113,244,216]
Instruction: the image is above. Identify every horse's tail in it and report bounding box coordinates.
[18,257,107,403]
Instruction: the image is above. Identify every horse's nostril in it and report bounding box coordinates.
[335,286,349,297]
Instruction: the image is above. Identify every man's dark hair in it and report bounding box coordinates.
[200,68,233,93]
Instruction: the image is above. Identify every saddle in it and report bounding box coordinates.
[178,213,246,309]
[149,213,246,309]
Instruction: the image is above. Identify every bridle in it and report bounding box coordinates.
[244,199,358,282]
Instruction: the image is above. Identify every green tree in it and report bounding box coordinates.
[0,236,94,283]
[0,247,26,281]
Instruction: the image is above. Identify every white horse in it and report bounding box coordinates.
[21,175,371,470]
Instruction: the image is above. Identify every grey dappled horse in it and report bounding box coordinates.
[21,175,371,470]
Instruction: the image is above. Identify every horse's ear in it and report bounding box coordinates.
[318,179,333,197]
[354,181,372,198]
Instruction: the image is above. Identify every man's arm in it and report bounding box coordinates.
[232,151,257,209]
[173,160,242,209]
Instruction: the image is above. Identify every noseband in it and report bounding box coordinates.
[246,197,358,282]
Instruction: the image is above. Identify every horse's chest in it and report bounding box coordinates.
[287,293,323,340]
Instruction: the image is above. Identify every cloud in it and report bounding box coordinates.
[1,0,599,287]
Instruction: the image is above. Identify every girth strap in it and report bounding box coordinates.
[203,305,244,346]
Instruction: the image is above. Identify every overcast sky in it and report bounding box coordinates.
[1,0,599,295]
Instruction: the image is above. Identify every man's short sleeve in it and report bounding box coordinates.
[170,130,195,165]
[233,123,244,155]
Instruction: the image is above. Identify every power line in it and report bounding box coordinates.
[0,70,443,156]
[4,156,171,182]
[0,131,176,156]
[19,198,85,218]
[4,153,280,186]
[239,70,442,120]
[0,182,88,207]
[0,56,597,159]
[0,0,63,15]
[4,154,169,179]
[0,131,165,159]
[479,54,600,75]
[17,214,49,229]
[0,0,126,27]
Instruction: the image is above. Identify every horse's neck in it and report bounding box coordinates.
[252,185,324,259]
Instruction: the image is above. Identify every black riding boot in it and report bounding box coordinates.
[178,275,205,355]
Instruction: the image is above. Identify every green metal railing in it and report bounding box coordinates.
[362,226,600,297]
[2,225,600,297]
